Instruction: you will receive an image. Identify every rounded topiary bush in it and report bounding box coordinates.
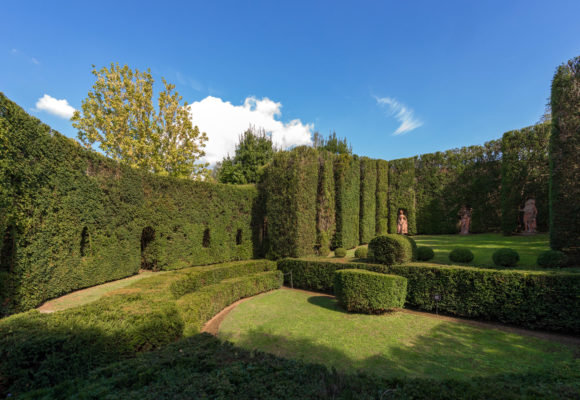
[492,248,519,267]
[333,269,407,314]
[354,247,368,259]
[537,250,568,268]
[449,247,474,263]
[334,247,347,258]
[402,236,418,260]
[368,235,413,265]
[416,246,435,261]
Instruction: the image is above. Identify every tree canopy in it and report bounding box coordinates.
[72,63,209,179]
[313,131,352,155]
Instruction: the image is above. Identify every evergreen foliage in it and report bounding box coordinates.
[550,56,580,258]
[375,159,389,235]
[388,158,416,234]
[416,246,435,261]
[359,157,377,244]
[537,250,569,268]
[313,131,352,155]
[315,151,336,256]
[354,247,368,259]
[334,247,347,257]
[332,154,360,249]
[368,235,413,265]
[492,248,520,267]
[449,248,475,263]
[334,269,407,313]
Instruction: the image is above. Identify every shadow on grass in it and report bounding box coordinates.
[306,295,348,314]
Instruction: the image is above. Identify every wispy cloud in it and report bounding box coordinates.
[10,48,40,65]
[375,96,423,135]
[35,94,76,119]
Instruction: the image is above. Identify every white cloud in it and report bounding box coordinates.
[375,96,423,135]
[188,96,313,165]
[35,94,76,119]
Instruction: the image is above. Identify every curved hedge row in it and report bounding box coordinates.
[334,269,407,313]
[277,259,580,333]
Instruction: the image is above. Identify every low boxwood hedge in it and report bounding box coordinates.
[492,248,519,267]
[354,247,368,259]
[368,234,413,265]
[537,250,569,268]
[334,247,347,257]
[334,269,407,313]
[449,247,474,263]
[417,246,435,261]
[277,258,580,333]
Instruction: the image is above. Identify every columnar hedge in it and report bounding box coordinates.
[316,151,336,255]
[388,157,416,234]
[550,56,580,257]
[375,159,389,235]
[261,146,319,258]
[332,154,360,249]
[0,93,259,315]
[277,259,580,333]
[358,157,377,244]
[500,123,550,235]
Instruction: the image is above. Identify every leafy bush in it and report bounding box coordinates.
[334,247,347,257]
[354,247,368,259]
[537,250,569,268]
[176,270,282,335]
[334,269,407,313]
[368,235,413,265]
[277,259,580,333]
[449,247,474,263]
[417,246,435,261]
[492,248,520,267]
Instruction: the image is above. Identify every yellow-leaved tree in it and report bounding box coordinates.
[72,63,208,179]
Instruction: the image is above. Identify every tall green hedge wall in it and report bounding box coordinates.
[333,154,360,249]
[261,147,319,258]
[550,56,580,257]
[315,151,336,255]
[501,123,550,235]
[0,93,259,315]
[375,159,389,235]
[359,157,377,244]
[388,157,416,234]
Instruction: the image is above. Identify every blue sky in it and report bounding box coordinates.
[2,0,579,164]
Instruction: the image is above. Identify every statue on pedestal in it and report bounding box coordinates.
[397,209,408,235]
[458,205,472,235]
[520,198,538,234]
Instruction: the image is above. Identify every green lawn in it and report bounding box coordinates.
[219,289,578,381]
[333,233,552,268]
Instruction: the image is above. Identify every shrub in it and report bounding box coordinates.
[368,234,413,265]
[277,258,580,333]
[449,247,474,263]
[354,247,368,259]
[537,250,569,268]
[334,269,407,313]
[417,246,435,261]
[492,248,520,267]
[334,247,347,257]
[402,235,418,260]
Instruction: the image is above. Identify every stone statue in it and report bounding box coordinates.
[458,205,472,235]
[520,198,538,234]
[397,209,408,234]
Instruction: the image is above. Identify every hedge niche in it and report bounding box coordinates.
[333,269,407,313]
[0,93,259,315]
[359,157,377,244]
[388,157,416,234]
[332,154,360,249]
[550,56,580,259]
[375,159,389,235]
[500,123,550,235]
[261,146,319,258]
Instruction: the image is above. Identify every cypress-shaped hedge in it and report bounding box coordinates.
[277,259,580,333]
[550,56,580,258]
[316,151,336,255]
[501,123,550,235]
[0,93,259,315]
[333,154,360,249]
[388,157,416,234]
[358,157,377,244]
[375,159,389,235]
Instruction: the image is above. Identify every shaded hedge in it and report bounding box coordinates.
[334,269,407,313]
[0,93,259,315]
[500,123,550,234]
[368,234,413,265]
[375,159,389,235]
[332,154,360,249]
[388,157,416,234]
[277,259,580,333]
[550,56,580,258]
[316,151,336,255]
[358,157,377,244]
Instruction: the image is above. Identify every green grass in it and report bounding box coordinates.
[219,289,579,381]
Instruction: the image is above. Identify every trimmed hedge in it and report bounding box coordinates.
[176,270,282,335]
[550,56,580,258]
[354,247,368,259]
[277,259,580,333]
[169,259,276,298]
[334,247,347,257]
[333,154,360,249]
[368,234,413,265]
[359,157,377,244]
[315,151,336,256]
[537,250,569,268]
[417,246,435,261]
[388,157,416,234]
[449,247,474,263]
[375,159,389,236]
[334,269,407,313]
[492,248,519,267]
